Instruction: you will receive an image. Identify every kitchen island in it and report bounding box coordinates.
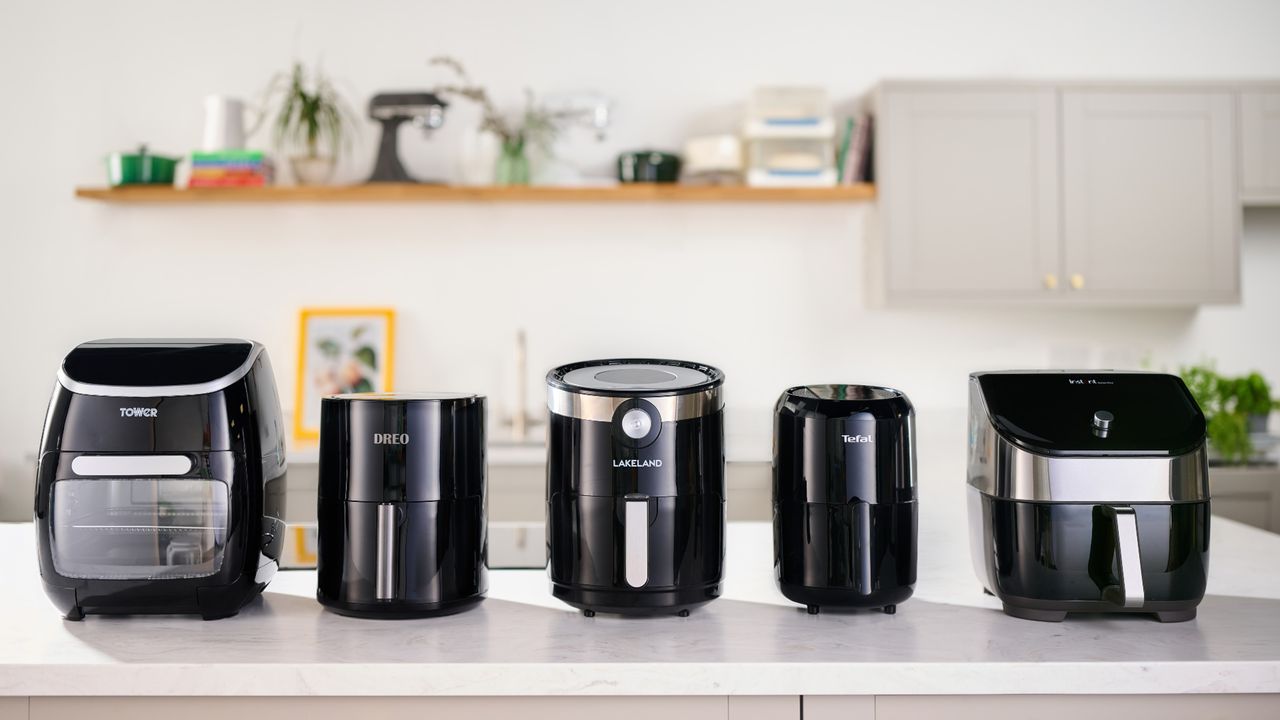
[1,505,1278,720]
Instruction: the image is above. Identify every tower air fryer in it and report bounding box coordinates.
[546,359,725,617]
[968,371,1210,622]
[317,393,487,618]
[35,339,288,620]
[773,385,918,614]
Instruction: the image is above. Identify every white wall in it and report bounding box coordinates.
[2,0,1279,504]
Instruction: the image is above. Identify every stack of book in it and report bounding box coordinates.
[188,150,273,188]
[835,115,875,185]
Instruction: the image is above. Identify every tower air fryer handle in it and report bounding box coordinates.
[624,494,649,588]
[1088,505,1145,608]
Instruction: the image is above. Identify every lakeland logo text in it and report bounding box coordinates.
[613,458,663,468]
[119,407,157,418]
[841,434,873,444]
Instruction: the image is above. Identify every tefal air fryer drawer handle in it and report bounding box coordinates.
[853,501,872,596]
[1113,507,1145,608]
[624,495,649,588]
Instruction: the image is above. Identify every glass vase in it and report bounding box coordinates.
[496,140,530,186]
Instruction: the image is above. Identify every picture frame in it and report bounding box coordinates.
[294,307,395,441]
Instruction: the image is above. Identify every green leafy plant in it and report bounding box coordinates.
[429,56,585,148]
[1181,363,1278,464]
[263,61,355,159]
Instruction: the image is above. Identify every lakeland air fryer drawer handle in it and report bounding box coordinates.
[1113,506,1145,608]
[624,495,649,588]
[376,503,397,600]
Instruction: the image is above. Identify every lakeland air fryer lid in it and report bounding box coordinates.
[549,359,723,397]
[547,359,724,423]
[319,391,486,502]
[973,371,1206,457]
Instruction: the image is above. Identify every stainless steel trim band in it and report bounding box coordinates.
[967,431,1210,503]
[547,386,722,423]
[56,342,264,398]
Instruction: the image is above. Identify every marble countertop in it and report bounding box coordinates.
[2,503,1278,698]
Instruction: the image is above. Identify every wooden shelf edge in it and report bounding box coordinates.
[73,183,875,204]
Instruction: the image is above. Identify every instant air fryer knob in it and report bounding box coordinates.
[773,384,918,614]
[546,359,726,617]
[317,393,487,618]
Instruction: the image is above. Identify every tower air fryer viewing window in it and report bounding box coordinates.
[50,478,229,580]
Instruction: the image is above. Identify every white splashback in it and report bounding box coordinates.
[1,1,1279,504]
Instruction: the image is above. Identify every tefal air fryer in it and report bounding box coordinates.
[546,359,725,616]
[317,393,487,618]
[968,371,1210,622]
[35,339,288,620]
[773,385,918,614]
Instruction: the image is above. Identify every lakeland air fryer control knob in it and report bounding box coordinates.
[621,408,653,439]
[1093,410,1114,431]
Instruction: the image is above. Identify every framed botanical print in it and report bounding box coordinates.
[294,307,395,441]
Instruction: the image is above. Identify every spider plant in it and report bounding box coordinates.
[264,61,355,159]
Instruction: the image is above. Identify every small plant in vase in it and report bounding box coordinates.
[429,56,585,186]
[263,61,355,185]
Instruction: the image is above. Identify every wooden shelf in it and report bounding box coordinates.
[74,183,875,204]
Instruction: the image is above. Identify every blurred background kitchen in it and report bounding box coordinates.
[2,0,1278,562]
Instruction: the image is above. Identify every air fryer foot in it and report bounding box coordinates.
[1002,603,1067,622]
[806,605,820,615]
[582,609,596,618]
[882,604,896,615]
[64,607,84,622]
[677,609,691,617]
[1155,609,1197,623]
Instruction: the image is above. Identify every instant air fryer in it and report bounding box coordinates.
[773,385,917,614]
[968,371,1210,622]
[546,359,725,617]
[35,339,288,620]
[317,393,487,618]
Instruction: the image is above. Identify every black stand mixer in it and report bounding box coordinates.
[366,92,447,183]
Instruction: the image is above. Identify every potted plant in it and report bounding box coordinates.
[429,56,586,186]
[263,61,355,185]
[1234,372,1278,434]
[1181,364,1279,464]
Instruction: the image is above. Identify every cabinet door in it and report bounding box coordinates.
[880,86,1060,298]
[1061,90,1238,303]
[1241,90,1280,204]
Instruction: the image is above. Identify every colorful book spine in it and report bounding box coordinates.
[188,150,273,188]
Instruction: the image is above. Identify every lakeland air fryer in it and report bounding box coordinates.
[967,371,1210,622]
[546,359,725,617]
[34,339,288,620]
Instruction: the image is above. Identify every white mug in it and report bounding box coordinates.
[202,95,248,151]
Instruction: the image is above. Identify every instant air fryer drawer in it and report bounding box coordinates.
[44,452,236,581]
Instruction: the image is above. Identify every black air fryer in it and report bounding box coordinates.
[968,371,1210,622]
[773,385,917,614]
[546,359,725,617]
[318,393,487,618]
[35,339,287,620]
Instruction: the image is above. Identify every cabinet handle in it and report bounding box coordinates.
[1070,273,1086,290]
[1043,273,1059,290]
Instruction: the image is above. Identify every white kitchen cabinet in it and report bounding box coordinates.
[1241,89,1280,204]
[875,82,1245,306]
[1061,89,1239,303]
[878,85,1061,298]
